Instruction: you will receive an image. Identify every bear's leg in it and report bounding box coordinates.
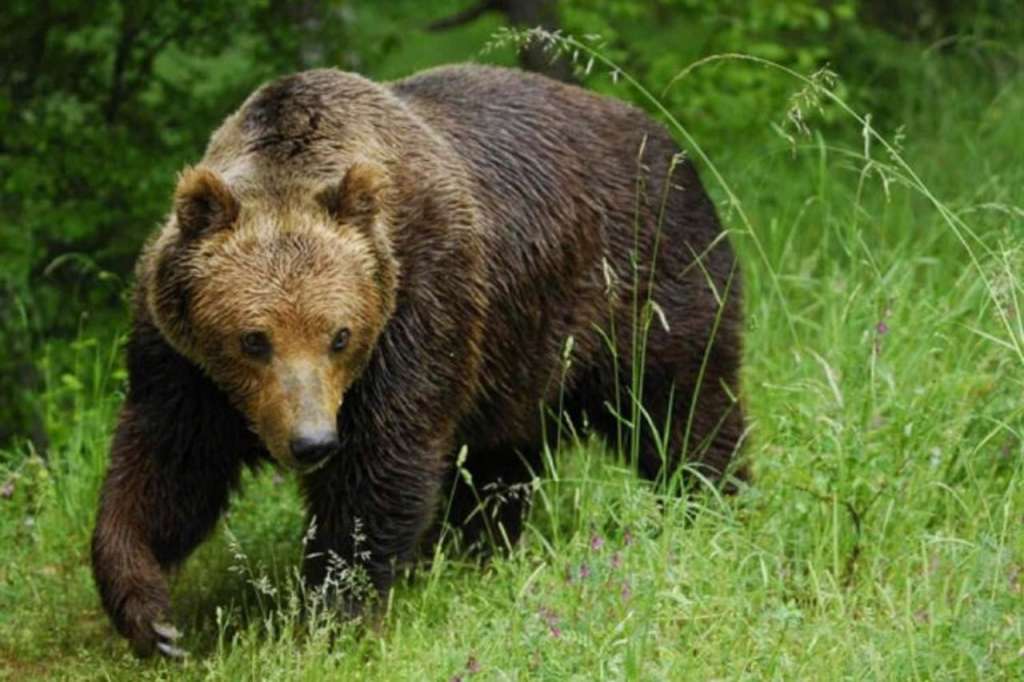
[440,444,542,554]
[91,405,243,657]
[299,449,446,615]
[588,348,746,492]
[633,347,747,491]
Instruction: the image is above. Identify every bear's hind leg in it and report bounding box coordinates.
[642,366,746,492]
[589,357,746,493]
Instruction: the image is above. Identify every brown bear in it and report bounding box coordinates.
[91,65,746,657]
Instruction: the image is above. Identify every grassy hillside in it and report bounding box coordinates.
[1,40,1022,681]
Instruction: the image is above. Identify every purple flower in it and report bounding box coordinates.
[540,607,563,638]
[876,321,889,335]
[579,563,591,579]
[590,533,604,551]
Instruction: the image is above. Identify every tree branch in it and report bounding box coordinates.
[427,0,503,32]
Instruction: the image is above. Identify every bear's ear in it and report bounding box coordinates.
[174,167,240,240]
[317,162,388,229]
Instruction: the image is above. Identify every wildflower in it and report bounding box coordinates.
[539,607,563,638]
[590,533,604,551]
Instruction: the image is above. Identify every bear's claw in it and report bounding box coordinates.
[156,641,187,659]
[152,621,186,659]
[151,621,181,640]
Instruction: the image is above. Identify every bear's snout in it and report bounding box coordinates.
[289,430,339,470]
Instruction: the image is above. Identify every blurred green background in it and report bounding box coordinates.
[0,0,1020,450]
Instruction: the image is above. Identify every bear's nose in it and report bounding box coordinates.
[289,431,339,467]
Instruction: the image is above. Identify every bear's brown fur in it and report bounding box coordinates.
[91,65,746,657]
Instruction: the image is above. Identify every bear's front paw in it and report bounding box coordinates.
[151,620,186,659]
[118,594,186,659]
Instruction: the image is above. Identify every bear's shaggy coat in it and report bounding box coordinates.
[91,65,746,656]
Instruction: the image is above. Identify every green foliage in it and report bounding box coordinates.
[560,0,1022,148]
[562,0,856,134]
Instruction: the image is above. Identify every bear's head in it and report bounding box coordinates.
[144,162,397,471]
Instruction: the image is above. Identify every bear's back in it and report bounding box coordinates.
[390,66,719,435]
[388,65,712,259]
[389,65,667,216]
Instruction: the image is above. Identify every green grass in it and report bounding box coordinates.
[1,48,1022,680]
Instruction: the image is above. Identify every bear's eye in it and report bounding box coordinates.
[330,328,350,354]
[240,331,272,359]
